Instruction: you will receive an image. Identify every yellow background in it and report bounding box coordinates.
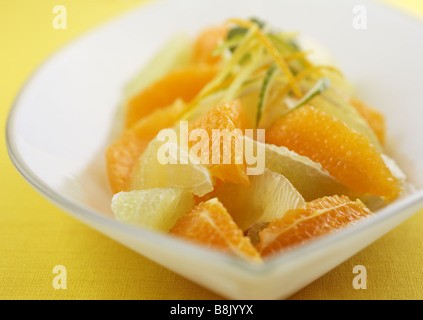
[1,0,423,300]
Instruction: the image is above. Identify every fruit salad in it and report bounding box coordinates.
[106,18,406,263]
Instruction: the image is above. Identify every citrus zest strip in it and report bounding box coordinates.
[226,18,302,98]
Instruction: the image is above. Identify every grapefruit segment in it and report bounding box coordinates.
[106,100,186,193]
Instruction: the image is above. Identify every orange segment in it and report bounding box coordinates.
[170,198,261,263]
[257,195,372,257]
[106,101,187,193]
[350,97,386,144]
[266,105,400,199]
[189,100,250,186]
[192,26,228,65]
[126,65,217,128]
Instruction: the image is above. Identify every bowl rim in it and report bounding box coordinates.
[5,0,423,276]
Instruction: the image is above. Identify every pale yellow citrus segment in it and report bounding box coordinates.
[131,138,214,197]
[243,136,354,201]
[212,169,305,231]
[112,187,194,232]
[381,154,406,183]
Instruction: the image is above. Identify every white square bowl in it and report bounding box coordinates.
[6,0,423,299]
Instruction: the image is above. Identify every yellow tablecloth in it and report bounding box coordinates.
[1,0,423,300]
